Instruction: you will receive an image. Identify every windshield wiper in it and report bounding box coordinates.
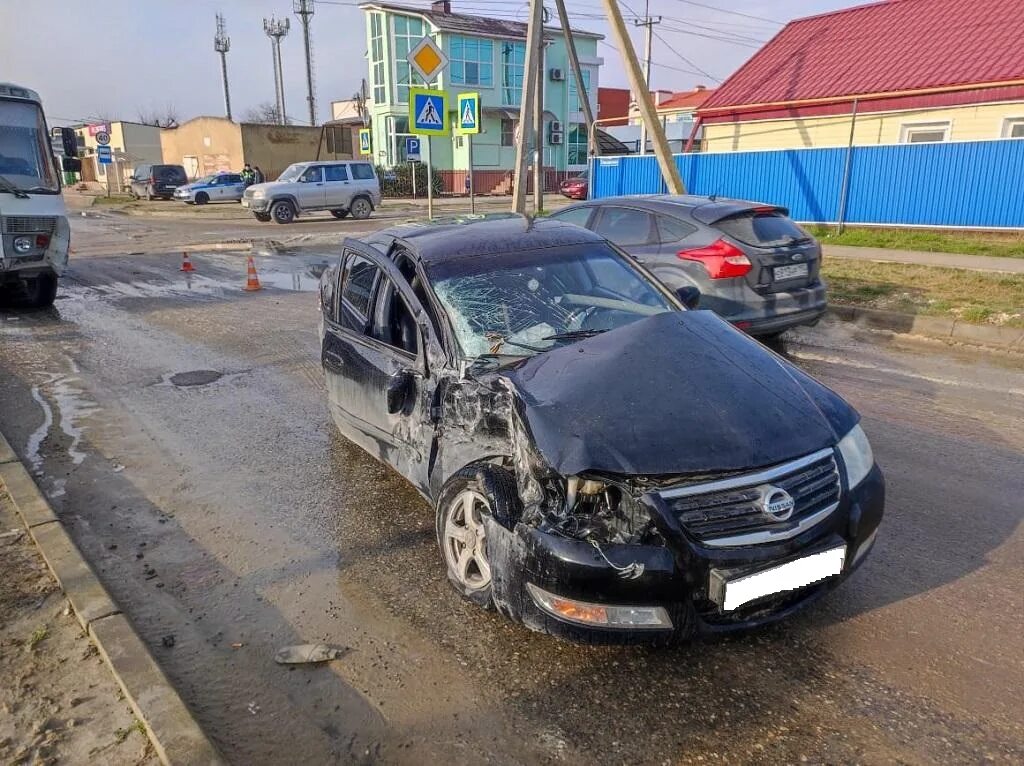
[486,334,547,354]
[543,329,609,341]
[0,174,30,199]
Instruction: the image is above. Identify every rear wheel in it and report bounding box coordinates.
[330,209,349,219]
[194,192,209,205]
[271,200,295,224]
[19,274,58,309]
[350,196,373,220]
[254,212,272,222]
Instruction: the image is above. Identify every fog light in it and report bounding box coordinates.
[13,236,33,254]
[526,583,672,630]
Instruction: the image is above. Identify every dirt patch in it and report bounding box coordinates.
[169,370,224,387]
[0,493,158,766]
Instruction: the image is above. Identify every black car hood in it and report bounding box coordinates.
[502,310,854,477]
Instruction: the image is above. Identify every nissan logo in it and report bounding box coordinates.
[759,485,796,521]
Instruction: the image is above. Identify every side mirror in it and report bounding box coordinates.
[386,370,414,415]
[61,157,82,173]
[675,285,701,310]
[60,127,79,158]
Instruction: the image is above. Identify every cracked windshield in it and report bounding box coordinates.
[431,244,675,356]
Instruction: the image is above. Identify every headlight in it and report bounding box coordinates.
[251,189,266,199]
[13,236,33,254]
[837,423,874,489]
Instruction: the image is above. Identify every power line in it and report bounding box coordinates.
[652,30,721,82]
[662,0,782,25]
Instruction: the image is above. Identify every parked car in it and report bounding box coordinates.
[548,195,827,339]
[128,164,188,201]
[318,215,884,644]
[242,160,381,224]
[559,174,588,200]
[173,172,246,204]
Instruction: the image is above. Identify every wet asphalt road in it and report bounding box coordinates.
[1,218,1022,764]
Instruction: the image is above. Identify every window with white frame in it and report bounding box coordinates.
[393,15,427,105]
[1002,117,1024,138]
[900,121,951,144]
[567,123,587,166]
[450,35,493,87]
[500,41,526,106]
[370,14,386,104]
[567,69,592,115]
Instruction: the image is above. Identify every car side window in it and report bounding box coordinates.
[225,174,242,184]
[136,165,149,180]
[550,207,593,228]
[339,254,380,332]
[656,215,697,243]
[593,207,656,246]
[351,163,375,180]
[372,278,419,357]
[301,166,323,183]
[324,165,349,182]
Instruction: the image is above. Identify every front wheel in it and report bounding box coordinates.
[271,200,295,224]
[435,465,521,609]
[350,196,373,220]
[194,192,209,205]
[22,274,58,309]
[330,209,349,219]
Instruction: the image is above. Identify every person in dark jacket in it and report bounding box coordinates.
[253,166,265,184]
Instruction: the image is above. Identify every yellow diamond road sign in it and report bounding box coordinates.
[407,36,448,83]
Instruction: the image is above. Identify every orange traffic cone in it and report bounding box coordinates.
[243,256,262,292]
[180,252,195,272]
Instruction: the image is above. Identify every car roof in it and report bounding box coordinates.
[370,214,607,265]
[570,194,786,224]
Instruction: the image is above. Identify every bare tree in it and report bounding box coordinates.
[136,106,180,128]
[242,102,288,124]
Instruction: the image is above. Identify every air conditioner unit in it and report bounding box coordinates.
[549,68,564,81]
[549,131,563,145]
[548,120,563,134]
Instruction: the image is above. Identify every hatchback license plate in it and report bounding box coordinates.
[774,263,809,281]
[712,545,846,611]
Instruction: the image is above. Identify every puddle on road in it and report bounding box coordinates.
[169,370,224,387]
[25,367,101,476]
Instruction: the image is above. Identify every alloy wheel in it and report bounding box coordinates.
[442,490,492,591]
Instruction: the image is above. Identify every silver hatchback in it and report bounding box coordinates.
[549,195,827,338]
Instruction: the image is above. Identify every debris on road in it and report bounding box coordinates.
[274,644,348,665]
[161,634,176,648]
[0,528,25,543]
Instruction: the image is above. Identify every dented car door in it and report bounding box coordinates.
[321,240,440,494]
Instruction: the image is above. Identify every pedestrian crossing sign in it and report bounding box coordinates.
[358,128,372,155]
[409,88,449,136]
[455,92,480,135]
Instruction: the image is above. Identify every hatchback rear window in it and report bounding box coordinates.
[351,163,376,180]
[715,211,809,247]
[156,166,187,182]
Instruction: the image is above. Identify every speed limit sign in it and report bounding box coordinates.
[95,130,111,146]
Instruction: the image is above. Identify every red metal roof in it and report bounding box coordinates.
[658,87,715,112]
[700,0,1024,115]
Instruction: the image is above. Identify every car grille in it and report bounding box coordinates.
[660,448,840,547]
[3,216,57,234]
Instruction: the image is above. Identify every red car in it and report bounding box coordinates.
[559,175,588,200]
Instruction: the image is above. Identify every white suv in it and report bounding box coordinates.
[242,161,381,224]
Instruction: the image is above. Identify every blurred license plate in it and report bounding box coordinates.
[774,263,809,281]
[241,199,249,207]
[713,545,846,611]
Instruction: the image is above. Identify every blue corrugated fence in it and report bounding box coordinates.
[591,139,1024,228]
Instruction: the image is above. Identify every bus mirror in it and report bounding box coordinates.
[60,127,79,158]
[62,157,82,173]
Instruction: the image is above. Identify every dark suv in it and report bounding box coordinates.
[129,164,188,200]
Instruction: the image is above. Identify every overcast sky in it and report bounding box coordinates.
[1,0,853,126]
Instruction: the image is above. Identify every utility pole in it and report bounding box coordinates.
[214,14,232,121]
[553,0,597,156]
[293,0,318,126]
[600,0,683,192]
[264,16,290,125]
[512,0,544,213]
[634,0,660,155]
[533,37,546,213]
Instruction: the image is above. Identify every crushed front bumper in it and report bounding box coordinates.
[488,463,884,644]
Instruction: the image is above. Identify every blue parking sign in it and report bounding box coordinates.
[405,136,421,162]
[409,88,448,136]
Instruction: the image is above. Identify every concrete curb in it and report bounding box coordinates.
[829,304,1024,351]
[0,431,223,766]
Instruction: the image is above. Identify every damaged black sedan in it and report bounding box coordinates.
[318,216,884,643]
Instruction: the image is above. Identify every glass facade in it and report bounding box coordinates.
[393,15,427,104]
[500,41,526,106]
[568,69,592,115]
[370,14,386,104]
[567,123,587,166]
[450,35,494,87]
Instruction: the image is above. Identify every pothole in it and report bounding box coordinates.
[169,370,224,387]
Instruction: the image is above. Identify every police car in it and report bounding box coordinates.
[173,172,246,204]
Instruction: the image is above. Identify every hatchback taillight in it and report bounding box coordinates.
[677,238,752,279]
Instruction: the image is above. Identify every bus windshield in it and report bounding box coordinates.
[0,99,59,194]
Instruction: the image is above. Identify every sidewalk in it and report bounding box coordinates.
[824,244,1024,273]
